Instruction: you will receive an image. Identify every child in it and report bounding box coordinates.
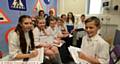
[78,16,110,64]
[8,15,38,61]
[66,12,75,33]
[33,17,62,64]
[73,14,86,48]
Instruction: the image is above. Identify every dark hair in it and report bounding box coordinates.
[56,17,62,21]
[85,16,101,29]
[38,10,44,16]
[67,12,75,23]
[49,16,57,21]
[15,15,35,54]
[81,14,85,17]
[61,14,66,18]
[36,16,45,24]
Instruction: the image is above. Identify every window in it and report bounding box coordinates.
[88,0,102,14]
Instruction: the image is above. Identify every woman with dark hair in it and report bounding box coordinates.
[8,15,38,61]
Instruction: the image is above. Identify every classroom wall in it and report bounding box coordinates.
[58,0,120,27]
[58,0,86,16]
[100,0,120,31]
[88,0,120,44]
[0,0,36,55]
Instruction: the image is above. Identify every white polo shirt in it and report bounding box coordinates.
[81,34,110,64]
[33,27,49,46]
[8,31,31,61]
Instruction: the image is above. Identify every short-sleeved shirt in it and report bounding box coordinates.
[8,31,30,61]
[33,27,49,46]
[81,34,110,64]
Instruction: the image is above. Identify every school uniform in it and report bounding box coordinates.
[8,31,31,61]
[73,21,85,47]
[66,20,74,33]
[33,27,63,64]
[46,26,62,38]
[81,34,110,64]
[33,27,49,46]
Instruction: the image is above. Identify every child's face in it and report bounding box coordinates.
[37,20,45,29]
[57,20,62,26]
[21,18,33,32]
[81,16,85,22]
[62,15,67,21]
[68,13,72,19]
[85,21,99,38]
[39,12,44,17]
[50,20,56,28]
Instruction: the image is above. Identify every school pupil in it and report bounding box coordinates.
[78,16,110,64]
[33,17,62,64]
[8,15,38,61]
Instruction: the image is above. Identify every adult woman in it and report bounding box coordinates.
[8,15,38,61]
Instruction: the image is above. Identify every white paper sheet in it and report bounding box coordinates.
[68,46,89,64]
[29,47,44,63]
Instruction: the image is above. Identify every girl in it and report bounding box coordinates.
[8,15,38,61]
[57,17,68,35]
[33,17,62,64]
[73,14,86,48]
[61,14,67,27]
[78,16,110,64]
[66,12,75,33]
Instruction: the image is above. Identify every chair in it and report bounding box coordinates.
[109,45,120,64]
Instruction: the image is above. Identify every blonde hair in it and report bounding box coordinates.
[36,17,45,24]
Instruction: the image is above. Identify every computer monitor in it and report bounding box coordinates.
[113,29,120,45]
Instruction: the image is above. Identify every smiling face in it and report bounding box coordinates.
[61,15,67,21]
[20,18,33,32]
[50,20,56,28]
[81,15,85,22]
[37,19,46,29]
[68,13,72,19]
[39,10,45,17]
[85,21,99,38]
[49,10,54,16]
[85,16,101,38]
